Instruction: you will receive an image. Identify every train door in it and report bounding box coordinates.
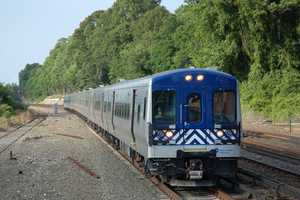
[181,86,207,145]
[112,91,115,130]
[92,91,96,123]
[130,89,136,143]
[101,93,104,125]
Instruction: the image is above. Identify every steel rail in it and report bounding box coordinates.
[242,140,300,161]
[0,117,46,155]
[238,160,300,199]
[0,118,36,141]
[241,142,300,176]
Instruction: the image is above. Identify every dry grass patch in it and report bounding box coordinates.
[0,111,33,131]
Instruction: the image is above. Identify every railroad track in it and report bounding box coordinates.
[0,117,46,155]
[239,142,300,199]
[242,139,300,161]
[85,122,236,200]
[0,118,36,141]
[238,159,300,199]
[241,141,300,176]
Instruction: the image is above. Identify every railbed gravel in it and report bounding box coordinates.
[0,109,165,200]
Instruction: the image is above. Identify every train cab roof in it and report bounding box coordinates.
[151,67,234,80]
[105,67,237,90]
[67,67,237,93]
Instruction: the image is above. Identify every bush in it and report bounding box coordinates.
[241,68,300,121]
[0,104,15,117]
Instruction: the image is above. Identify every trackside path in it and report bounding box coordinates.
[0,109,164,200]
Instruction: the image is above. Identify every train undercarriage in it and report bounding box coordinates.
[146,156,237,187]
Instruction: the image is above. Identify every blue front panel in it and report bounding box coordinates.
[151,68,239,146]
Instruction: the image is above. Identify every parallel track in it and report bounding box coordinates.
[242,140,300,163]
[0,118,35,141]
[239,142,300,199]
[0,117,46,155]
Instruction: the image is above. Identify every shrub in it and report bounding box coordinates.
[0,104,15,118]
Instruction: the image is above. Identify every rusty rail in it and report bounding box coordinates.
[53,133,84,140]
[0,117,46,155]
[67,156,99,178]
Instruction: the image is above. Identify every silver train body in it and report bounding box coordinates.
[64,68,241,186]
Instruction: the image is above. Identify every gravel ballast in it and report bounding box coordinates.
[0,108,165,200]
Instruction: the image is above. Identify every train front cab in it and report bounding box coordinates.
[147,69,241,186]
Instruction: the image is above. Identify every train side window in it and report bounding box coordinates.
[187,93,201,123]
[127,104,130,119]
[137,104,141,123]
[123,104,125,118]
[108,102,111,112]
[143,97,147,120]
[117,103,119,116]
[122,104,125,118]
[95,101,100,110]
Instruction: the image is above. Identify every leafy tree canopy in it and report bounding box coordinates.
[19,0,300,120]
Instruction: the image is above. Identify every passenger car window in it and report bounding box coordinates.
[137,104,141,123]
[153,91,176,125]
[187,93,201,123]
[213,91,236,124]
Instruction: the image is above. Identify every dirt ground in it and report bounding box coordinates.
[243,111,300,137]
[0,107,166,200]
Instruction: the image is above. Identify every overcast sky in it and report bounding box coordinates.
[0,0,184,84]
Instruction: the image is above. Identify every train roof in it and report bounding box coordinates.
[69,67,236,94]
[149,67,235,80]
[106,67,235,88]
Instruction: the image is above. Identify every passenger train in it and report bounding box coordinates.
[64,67,241,186]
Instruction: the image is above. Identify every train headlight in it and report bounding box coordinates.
[165,130,174,138]
[196,75,204,81]
[216,130,224,137]
[185,75,193,81]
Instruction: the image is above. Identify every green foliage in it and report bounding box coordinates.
[238,0,300,120]
[0,104,14,117]
[0,83,22,117]
[19,0,300,120]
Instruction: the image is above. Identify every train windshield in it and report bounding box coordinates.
[152,91,176,125]
[213,91,236,124]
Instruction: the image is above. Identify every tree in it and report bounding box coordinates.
[18,0,300,120]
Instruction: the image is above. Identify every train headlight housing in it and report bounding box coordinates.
[165,130,174,138]
[216,130,224,137]
[185,75,193,81]
[196,75,204,81]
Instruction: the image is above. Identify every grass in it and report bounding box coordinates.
[0,111,32,131]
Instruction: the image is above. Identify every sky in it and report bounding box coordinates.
[0,0,185,84]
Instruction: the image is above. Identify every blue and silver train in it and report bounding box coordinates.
[64,68,241,186]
